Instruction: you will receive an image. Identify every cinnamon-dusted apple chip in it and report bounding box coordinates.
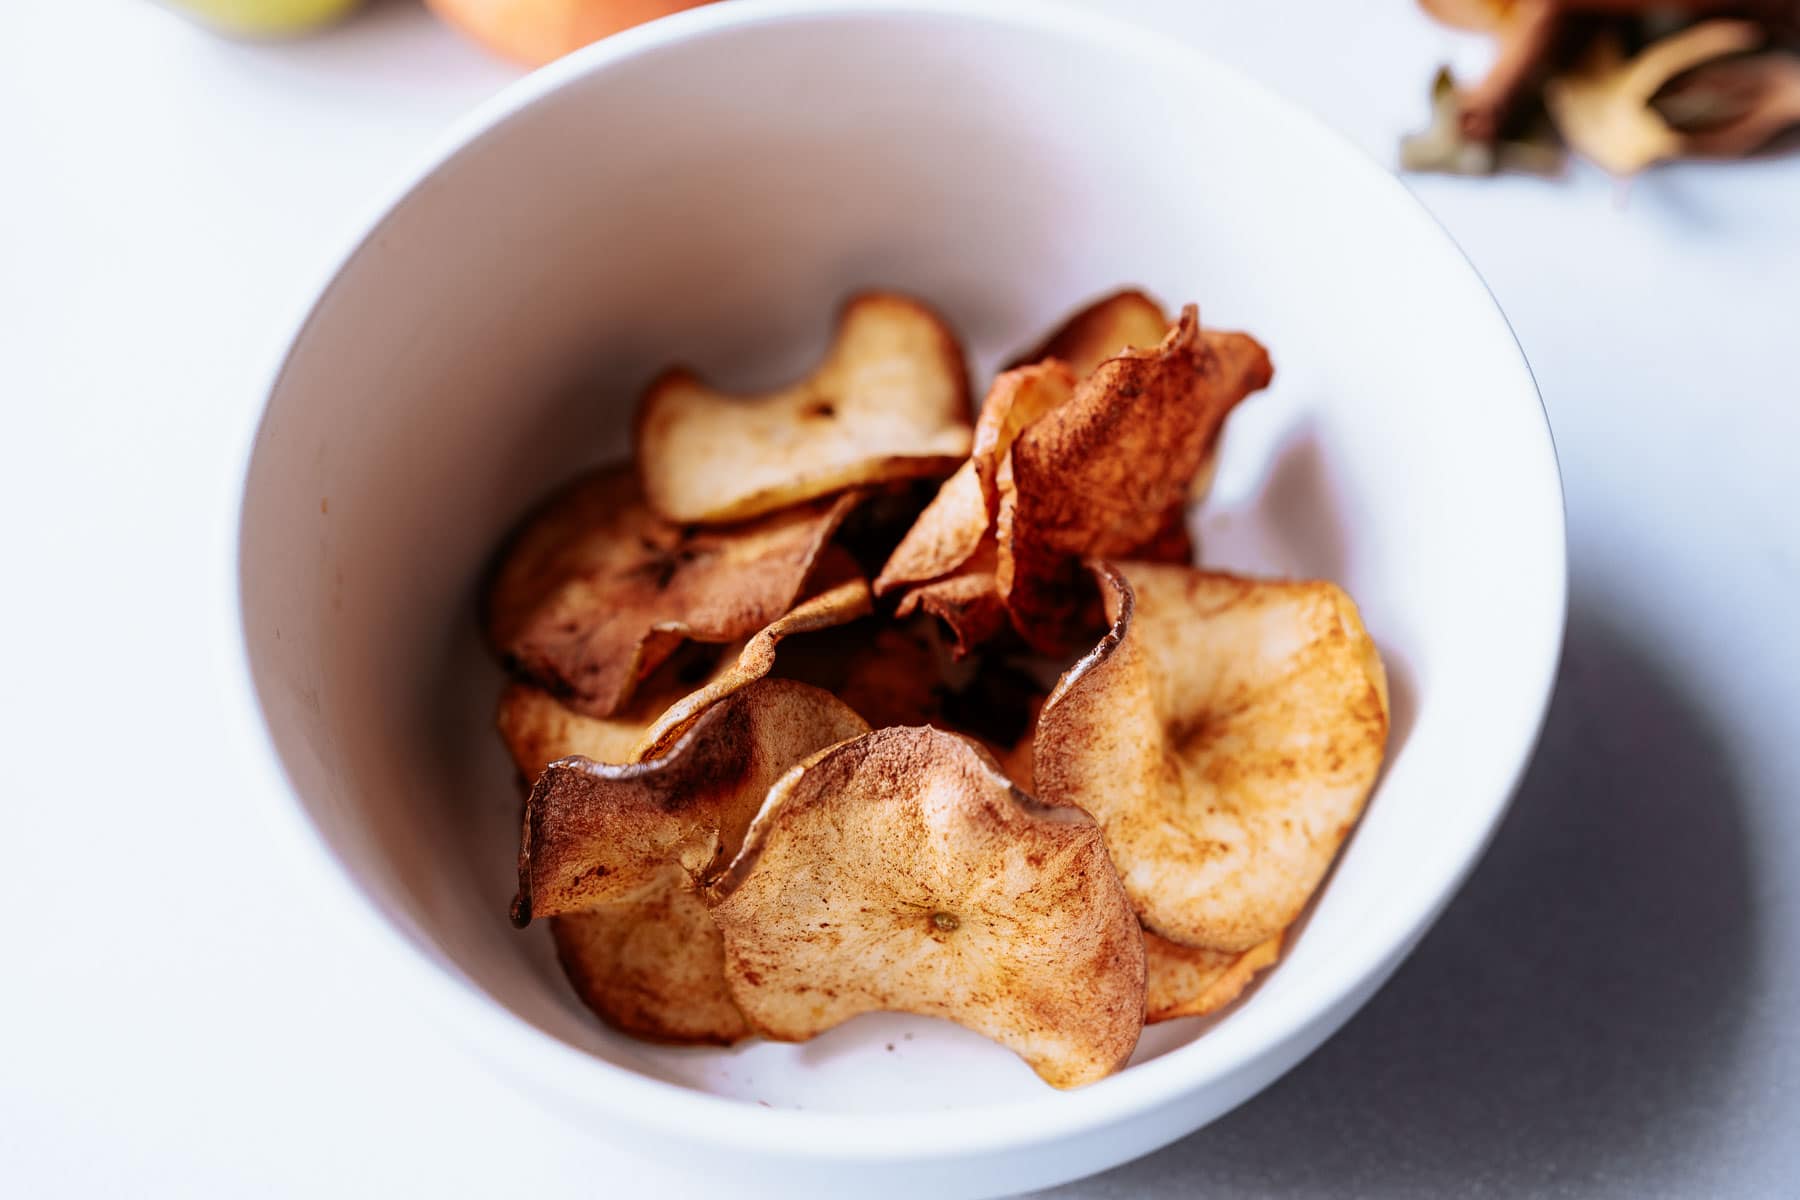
[637,293,973,524]
[485,465,856,718]
[1008,288,1172,378]
[1144,930,1283,1024]
[893,563,1009,659]
[511,677,870,926]
[996,309,1272,649]
[1013,288,1264,505]
[551,868,750,1046]
[710,726,1145,1089]
[874,362,1076,599]
[632,572,872,760]
[1033,562,1388,952]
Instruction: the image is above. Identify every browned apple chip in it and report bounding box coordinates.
[869,460,988,594]
[889,536,1013,658]
[874,362,1077,598]
[495,644,734,780]
[1011,289,1259,505]
[637,293,973,524]
[1133,503,1197,567]
[632,573,873,761]
[511,678,870,926]
[551,867,750,1045]
[485,465,857,718]
[1144,930,1283,1024]
[1007,288,1172,378]
[710,726,1145,1089]
[996,310,1272,650]
[1033,561,1388,952]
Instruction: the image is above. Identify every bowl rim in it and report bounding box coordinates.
[227,0,1567,1163]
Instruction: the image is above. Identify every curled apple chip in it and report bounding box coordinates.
[632,572,872,761]
[874,361,1076,598]
[1008,288,1172,378]
[637,293,973,524]
[498,682,666,781]
[485,466,856,718]
[869,460,988,595]
[551,868,750,1046]
[893,562,1009,659]
[1010,289,1256,506]
[711,726,1145,1089]
[1033,562,1388,952]
[1144,930,1283,1024]
[996,309,1272,649]
[511,677,870,926]
[495,642,737,779]
[888,534,1013,661]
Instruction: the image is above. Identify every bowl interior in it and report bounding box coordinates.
[239,4,1562,1121]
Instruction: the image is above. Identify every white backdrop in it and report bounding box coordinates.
[3,2,1796,1196]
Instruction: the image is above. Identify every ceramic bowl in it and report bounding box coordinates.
[232,2,1565,1195]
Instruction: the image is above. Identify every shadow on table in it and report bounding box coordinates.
[1047,599,1757,1198]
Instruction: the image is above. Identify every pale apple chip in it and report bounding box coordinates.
[637,293,973,524]
[1144,930,1283,1024]
[551,867,750,1045]
[511,677,870,926]
[996,309,1272,650]
[485,465,856,718]
[1033,562,1388,952]
[710,726,1144,1088]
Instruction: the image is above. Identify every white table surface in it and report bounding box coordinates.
[4,1,1797,1196]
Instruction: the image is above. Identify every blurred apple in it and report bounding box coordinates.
[161,0,363,37]
[425,0,720,66]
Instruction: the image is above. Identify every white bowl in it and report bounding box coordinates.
[231,2,1565,1195]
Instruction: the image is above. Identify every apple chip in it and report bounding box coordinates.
[1033,562,1388,952]
[1144,930,1283,1024]
[996,309,1272,649]
[870,462,987,595]
[632,573,872,760]
[887,532,1011,662]
[495,643,737,779]
[498,682,664,780]
[711,726,1145,1089]
[1010,289,1254,505]
[1008,288,1171,378]
[511,678,870,926]
[637,293,973,524]
[893,562,1009,659]
[551,868,750,1045]
[485,465,856,717]
[873,361,1076,597]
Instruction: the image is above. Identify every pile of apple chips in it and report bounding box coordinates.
[483,290,1390,1088]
